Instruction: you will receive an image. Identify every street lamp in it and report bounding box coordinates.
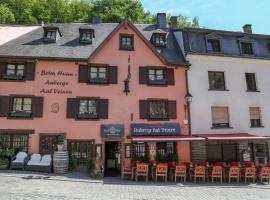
[185,92,193,104]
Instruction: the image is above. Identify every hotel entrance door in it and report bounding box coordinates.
[105,141,120,176]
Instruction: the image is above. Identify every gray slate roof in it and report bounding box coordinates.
[181,27,270,59]
[0,23,187,65]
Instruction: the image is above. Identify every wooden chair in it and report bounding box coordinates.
[121,161,132,180]
[156,163,168,182]
[136,163,148,181]
[244,167,256,183]
[258,167,270,183]
[194,166,206,183]
[229,166,240,183]
[212,166,223,183]
[175,164,186,182]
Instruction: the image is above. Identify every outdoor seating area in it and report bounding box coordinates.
[122,161,270,184]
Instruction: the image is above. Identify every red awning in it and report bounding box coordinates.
[193,133,269,140]
[127,135,205,142]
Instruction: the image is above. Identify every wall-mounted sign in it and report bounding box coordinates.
[130,123,181,136]
[101,124,124,137]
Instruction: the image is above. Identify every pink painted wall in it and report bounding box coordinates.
[0,23,189,159]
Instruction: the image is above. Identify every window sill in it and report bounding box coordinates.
[208,89,229,91]
[77,113,99,120]
[250,126,264,128]
[149,115,169,121]
[119,47,134,51]
[246,90,260,93]
[2,74,24,81]
[10,112,32,118]
[148,79,168,86]
[211,126,233,129]
[79,40,92,44]
[88,78,108,84]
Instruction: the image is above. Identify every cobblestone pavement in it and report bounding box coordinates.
[0,171,270,200]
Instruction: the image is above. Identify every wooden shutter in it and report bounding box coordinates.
[25,62,36,80]
[168,100,177,119]
[0,96,10,117]
[139,67,148,84]
[78,65,89,83]
[166,68,175,85]
[212,107,229,124]
[250,107,260,119]
[139,100,149,119]
[0,62,5,80]
[99,99,108,119]
[32,96,44,117]
[109,66,118,84]
[66,98,78,118]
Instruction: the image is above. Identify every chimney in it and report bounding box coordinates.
[170,16,178,29]
[92,16,102,24]
[157,13,167,29]
[243,24,252,34]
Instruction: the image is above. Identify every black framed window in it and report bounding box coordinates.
[10,97,32,118]
[45,31,56,40]
[149,100,168,119]
[152,34,166,48]
[208,71,226,90]
[250,107,262,127]
[0,134,29,152]
[241,42,253,55]
[40,135,62,154]
[78,99,98,119]
[69,141,94,165]
[207,39,221,52]
[148,69,166,85]
[3,64,25,80]
[80,32,93,43]
[133,142,146,157]
[89,66,108,83]
[245,73,257,91]
[157,142,175,157]
[206,144,237,163]
[120,34,134,50]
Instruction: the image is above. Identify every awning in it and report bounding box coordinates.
[193,133,269,140]
[127,135,205,142]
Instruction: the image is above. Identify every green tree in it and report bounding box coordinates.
[68,0,93,22]
[0,4,15,23]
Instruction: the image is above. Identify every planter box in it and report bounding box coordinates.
[10,111,32,118]
[77,113,98,119]
[3,74,24,80]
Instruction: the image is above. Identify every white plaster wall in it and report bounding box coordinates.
[188,54,270,136]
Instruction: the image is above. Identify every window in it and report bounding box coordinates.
[133,142,146,158]
[157,142,175,157]
[148,69,166,85]
[241,42,253,55]
[152,34,166,48]
[78,99,98,119]
[10,97,32,118]
[208,71,226,90]
[40,135,63,154]
[45,31,56,40]
[0,134,29,152]
[80,32,92,43]
[206,144,237,163]
[211,106,230,128]
[207,39,221,52]
[3,64,24,80]
[120,34,134,50]
[69,141,94,165]
[246,73,257,91]
[89,66,108,83]
[250,107,262,127]
[149,100,168,119]
[125,144,131,158]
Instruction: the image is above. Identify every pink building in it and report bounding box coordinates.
[0,14,195,175]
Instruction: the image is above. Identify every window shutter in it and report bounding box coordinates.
[0,96,10,117]
[212,107,229,124]
[0,62,5,80]
[66,98,78,118]
[250,107,260,119]
[25,62,36,80]
[168,100,177,119]
[139,67,148,84]
[78,65,89,83]
[109,66,118,84]
[99,99,108,119]
[32,96,44,117]
[166,68,175,85]
[139,100,149,119]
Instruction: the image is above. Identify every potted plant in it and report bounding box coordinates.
[57,136,64,151]
[0,148,15,169]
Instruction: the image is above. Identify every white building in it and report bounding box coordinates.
[175,25,270,165]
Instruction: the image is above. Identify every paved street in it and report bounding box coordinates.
[0,171,270,200]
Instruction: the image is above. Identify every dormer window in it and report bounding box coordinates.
[241,42,253,55]
[45,31,56,40]
[151,33,166,48]
[207,39,221,52]
[79,26,94,44]
[43,25,61,43]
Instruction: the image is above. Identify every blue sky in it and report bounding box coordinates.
[140,0,270,34]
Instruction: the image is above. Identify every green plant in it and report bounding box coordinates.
[155,153,167,163]
[57,136,64,146]
[69,156,77,171]
[85,157,94,172]
[171,153,178,162]
[132,155,150,163]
